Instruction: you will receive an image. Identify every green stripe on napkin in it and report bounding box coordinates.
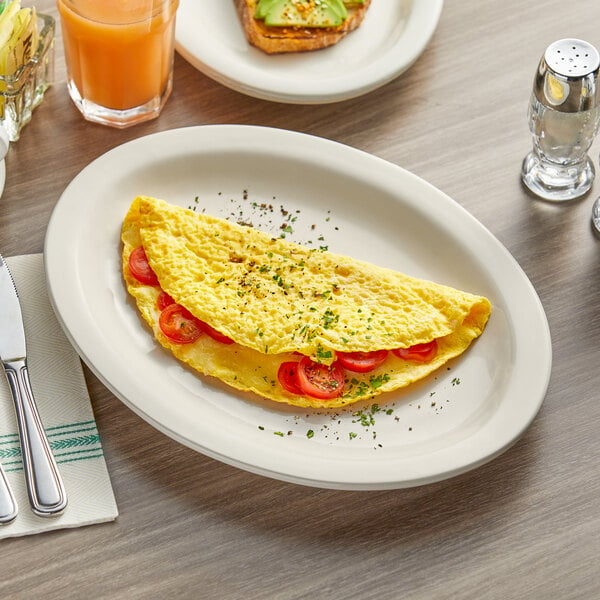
[0,419,107,472]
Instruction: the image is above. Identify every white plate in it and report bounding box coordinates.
[44,125,551,490]
[0,160,5,197]
[175,0,444,104]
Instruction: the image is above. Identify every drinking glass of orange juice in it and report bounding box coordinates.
[56,0,179,128]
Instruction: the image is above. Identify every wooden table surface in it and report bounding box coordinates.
[2,1,599,598]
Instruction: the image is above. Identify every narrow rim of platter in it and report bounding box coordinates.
[44,125,551,489]
[0,160,5,198]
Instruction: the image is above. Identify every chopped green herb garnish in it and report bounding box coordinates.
[369,374,390,389]
[316,347,333,361]
[322,308,339,329]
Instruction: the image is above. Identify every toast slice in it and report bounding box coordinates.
[235,0,372,54]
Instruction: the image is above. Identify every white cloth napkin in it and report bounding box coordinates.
[0,254,118,538]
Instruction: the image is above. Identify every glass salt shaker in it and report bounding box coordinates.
[521,39,600,201]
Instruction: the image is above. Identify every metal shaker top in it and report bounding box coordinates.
[533,39,600,112]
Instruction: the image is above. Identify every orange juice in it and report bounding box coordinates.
[57,0,178,123]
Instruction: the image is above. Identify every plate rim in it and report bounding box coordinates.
[0,159,5,198]
[174,0,444,104]
[44,124,552,490]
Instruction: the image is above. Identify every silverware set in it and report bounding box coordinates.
[0,254,67,523]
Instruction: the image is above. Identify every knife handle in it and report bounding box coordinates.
[0,462,17,524]
[4,359,67,517]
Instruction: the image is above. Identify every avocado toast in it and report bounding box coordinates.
[236,0,372,54]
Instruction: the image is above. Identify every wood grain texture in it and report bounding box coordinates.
[1,1,599,598]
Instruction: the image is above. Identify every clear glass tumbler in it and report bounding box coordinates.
[56,0,179,129]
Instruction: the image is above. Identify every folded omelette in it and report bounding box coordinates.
[121,196,491,409]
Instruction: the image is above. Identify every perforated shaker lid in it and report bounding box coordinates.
[534,39,600,112]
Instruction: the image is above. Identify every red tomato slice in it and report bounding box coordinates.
[157,291,175,311]
[199,320,234,345]
[159,303,203,344]
[392,340,438,362]
[336,349,389,373]
[128,246,159,286]
[277,361,303,395]
[295,357,345,400]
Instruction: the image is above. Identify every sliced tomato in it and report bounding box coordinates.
[159,303,203,344]
[336,349,389,373]
[392,340,438,362]
[128,246,159,286]
[277,361,303,395]
[295,356,345,400]
[157,291,175,311]
[199,320,234,345]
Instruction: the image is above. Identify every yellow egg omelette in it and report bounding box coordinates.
[121,196,492,409]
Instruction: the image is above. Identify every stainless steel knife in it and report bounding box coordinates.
[0,254,67,517]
